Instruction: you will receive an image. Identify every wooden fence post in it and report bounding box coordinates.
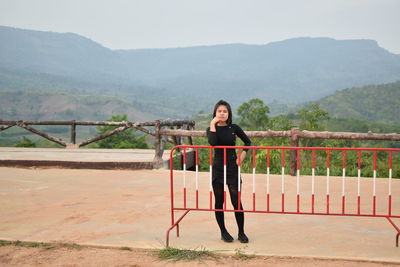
[153,120,164,168]
[188,124,194,145]
[71,120,76,144]
[290,128,300,176]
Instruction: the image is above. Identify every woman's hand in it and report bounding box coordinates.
[210,116,220,126]
[209,117,220,132]
[236,151,247,166]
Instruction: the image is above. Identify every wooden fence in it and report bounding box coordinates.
[158,128,400,175]
[1,120,400,172]
[0,119,195,168]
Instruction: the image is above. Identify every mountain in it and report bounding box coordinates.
[311,81,400,125]
[117,38,400,103]
[0,90,156,121]
[0,26,124,84]
[1,25,400,115]
[0,69,215,119]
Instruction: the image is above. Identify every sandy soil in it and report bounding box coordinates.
[1,167,400,264]
[1,244,399,267]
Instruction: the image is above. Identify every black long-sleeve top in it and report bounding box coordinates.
[206,124,251,169]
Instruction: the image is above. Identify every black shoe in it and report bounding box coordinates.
[221,231,234,242]
[238,232,249,243]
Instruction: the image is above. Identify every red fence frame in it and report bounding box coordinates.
[166,145,400,247]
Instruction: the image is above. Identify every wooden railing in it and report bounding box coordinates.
[1,120,400,171]
[158,128,400,174]
[0,119,195,168]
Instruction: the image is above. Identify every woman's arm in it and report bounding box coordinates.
[235,125,252,165]
[207,117,220,146]
[237,150,247,166]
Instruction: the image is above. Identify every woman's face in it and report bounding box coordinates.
[215,105,229,122]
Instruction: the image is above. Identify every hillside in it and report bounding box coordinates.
[0,70,214,119]
[1,25,400,109]
[0,90,156,121]
[312,81,400,125]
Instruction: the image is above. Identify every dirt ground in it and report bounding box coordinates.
[1,244,399,267]
[1,167,400,265]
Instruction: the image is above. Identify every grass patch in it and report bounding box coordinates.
[0,240,53,249]
[234,246,255,260]
[0,240,79,250]
[120,246,132,251]
[0,240,12,246]
[59,243,81,249]
[158,246,218,262]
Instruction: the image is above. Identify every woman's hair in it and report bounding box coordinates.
[212,99,233,125]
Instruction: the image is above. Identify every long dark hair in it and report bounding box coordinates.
[212,100,233,125]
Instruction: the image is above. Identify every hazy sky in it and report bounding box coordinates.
[1,0,399,53]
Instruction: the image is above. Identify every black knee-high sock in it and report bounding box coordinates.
[212,182,227,234]
[228,184,245,234]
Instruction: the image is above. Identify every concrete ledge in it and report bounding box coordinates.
[0,160,154,170]
[0,147,173,170]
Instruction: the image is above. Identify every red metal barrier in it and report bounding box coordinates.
[166,145,400,247]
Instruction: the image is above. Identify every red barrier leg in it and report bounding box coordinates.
[342,196,345,214]
[312,194,315,214]
[166,210,190,247]
[210,191,213,210]
[326,194,330,214]
[386,217,400,247]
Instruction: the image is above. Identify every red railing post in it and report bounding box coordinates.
[209,148,213,210]
[196,148,199,209]
[297,149,301,213]
[312,150,315,214]
[183,147,187,209]
[342,150,346,214]
[224,148,227,211]
[389,151,393,217]
[281,149,285,212]
[373,151,377,216]
[252,148,256,211]
[237,148,242,211]
[266,149,271,212]
[357,151,361,215]
[326,150,330,214]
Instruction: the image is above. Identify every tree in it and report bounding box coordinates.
[95,114,148,149]
[14,136,36,147]
[299,104,330,131]
[269,114,294,131]
[298,104,330,147]
[237,98,270,130]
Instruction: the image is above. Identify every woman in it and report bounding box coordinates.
[206,99,251,243]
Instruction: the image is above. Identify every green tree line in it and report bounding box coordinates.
[174,99,400,178]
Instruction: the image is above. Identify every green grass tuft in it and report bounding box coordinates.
[0,240,79,250]
[60,243,81,249]
[234,246,255,260]
[0,240,12,246]
[1,240,52,248]
[158,246,218,262]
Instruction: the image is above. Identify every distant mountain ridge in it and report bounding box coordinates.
[1,25,400,109]
[311,81,400,125]
[0,90,156,121]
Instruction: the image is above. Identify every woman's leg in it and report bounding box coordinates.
[213,182,233,242]
[228,184,249,243]
[227,184,244,233]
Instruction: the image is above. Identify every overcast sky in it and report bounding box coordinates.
[1,0,399,54]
